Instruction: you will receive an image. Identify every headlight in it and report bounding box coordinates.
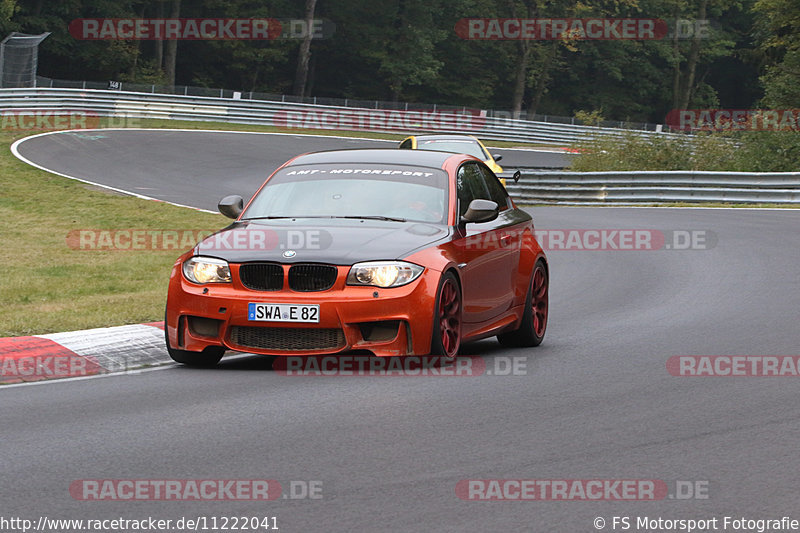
[346,261,424,288]
[183,256,231,284]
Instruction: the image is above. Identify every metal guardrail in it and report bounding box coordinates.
[36,75,669,132]
[504,171,800,204]
[0,87,673,146]
[2,88,796,205]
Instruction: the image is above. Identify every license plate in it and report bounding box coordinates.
[248,303,320,323]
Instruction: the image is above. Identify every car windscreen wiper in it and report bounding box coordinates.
[333,215,407,222]
[242,215,408,222]
[241,215,328,221]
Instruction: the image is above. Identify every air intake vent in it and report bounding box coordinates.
[230,326,345,351]
[239,263,284,291]
[288,264,338,292]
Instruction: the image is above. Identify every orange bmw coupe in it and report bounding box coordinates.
[165,149,548,366]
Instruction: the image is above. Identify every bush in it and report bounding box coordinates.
[570,130,800,172]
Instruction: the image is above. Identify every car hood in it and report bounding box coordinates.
[193,219,450,264]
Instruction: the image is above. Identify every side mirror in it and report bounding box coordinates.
[513,170,521,183]
[493,154,503,162]
[461,199,499,224]
[218,195,244,219]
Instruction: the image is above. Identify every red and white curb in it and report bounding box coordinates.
[0,322,171,384]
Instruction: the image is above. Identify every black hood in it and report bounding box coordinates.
[193,218,450,264]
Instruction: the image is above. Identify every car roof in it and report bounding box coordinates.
[287,148,459,168]
[411,134,479,142]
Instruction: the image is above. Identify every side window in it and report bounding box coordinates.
[399,139,412,149]
[457,163,490,217]
[478,165,509,210]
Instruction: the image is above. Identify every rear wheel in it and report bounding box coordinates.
[498,260,548,347]
[165,310,225,367]
[430,272,462,358]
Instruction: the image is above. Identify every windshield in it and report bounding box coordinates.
[244,164,449,224]
[416,139,487,160]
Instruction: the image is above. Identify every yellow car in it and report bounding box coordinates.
[399,134,504,175]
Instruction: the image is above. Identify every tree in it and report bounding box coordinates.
[754,0,800,106]
[292,0,316,97]
[164,0,180,87]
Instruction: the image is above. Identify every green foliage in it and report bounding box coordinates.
[754,0,800,107]
[0,0,792,123]
[574,109,605,126]
[570,130,800,172]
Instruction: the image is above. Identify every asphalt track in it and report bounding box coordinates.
[13,129,571,211]
[4,130,800,532]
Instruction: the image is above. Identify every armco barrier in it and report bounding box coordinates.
[0,87,669,145]
[2,88,796,205]
[503,170,800,204]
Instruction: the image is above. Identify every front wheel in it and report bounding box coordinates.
[430,272,462,358]
[498,260,548,347]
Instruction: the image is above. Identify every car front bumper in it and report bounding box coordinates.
[166,263,441,357]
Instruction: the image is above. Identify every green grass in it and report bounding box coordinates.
[0,124,227,336]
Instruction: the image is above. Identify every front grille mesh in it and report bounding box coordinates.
[230,326,345,351]
[288,264,338,292]
[239,263,283,291]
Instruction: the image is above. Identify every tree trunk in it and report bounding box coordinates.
[529,41,558,116]
[508,0,536,116]
[129,3,147,79]
[293,0,318,97]
[510,41,530,116]
[671,5,681,109]
[678,0,708,110]
[155,1,164,71]
[164,0,180,88]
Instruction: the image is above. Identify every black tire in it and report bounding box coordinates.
[430,272,462,358]
[164,310,225,367]
[498,260,548,347]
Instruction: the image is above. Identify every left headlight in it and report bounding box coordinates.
[183,256,231,284]
[346,261,424,288]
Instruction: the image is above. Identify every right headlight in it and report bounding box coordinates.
[182,256,231,284]
[346,261,424,288]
